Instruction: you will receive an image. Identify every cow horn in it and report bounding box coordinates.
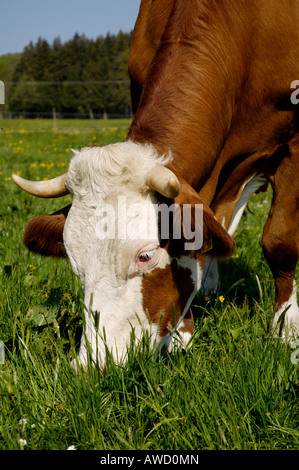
[146,166,180,198]
[12,173,69,198]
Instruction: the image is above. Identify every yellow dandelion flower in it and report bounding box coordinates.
[31,163,37,168]
[218,295,225,303]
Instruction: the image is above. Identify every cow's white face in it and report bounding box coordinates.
[63,142,203,368]
[13,140,235,369]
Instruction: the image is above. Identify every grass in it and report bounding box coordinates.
[0,119,298,450]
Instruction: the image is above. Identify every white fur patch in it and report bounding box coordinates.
[66,141,172,202]
[273,281,299,339]
[227,174,268,236]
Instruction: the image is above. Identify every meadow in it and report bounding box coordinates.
[0,119,298,450]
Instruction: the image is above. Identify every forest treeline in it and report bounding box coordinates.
[0,31,133,117]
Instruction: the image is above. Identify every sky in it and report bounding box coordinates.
[0,0,141,56]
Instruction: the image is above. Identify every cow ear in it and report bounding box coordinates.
[200,204,236,258]
[24,204,71,258]
[171,179,235,259]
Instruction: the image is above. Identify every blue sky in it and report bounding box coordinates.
[0,0,141,56]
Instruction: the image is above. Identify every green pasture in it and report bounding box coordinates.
[0,119,298,450]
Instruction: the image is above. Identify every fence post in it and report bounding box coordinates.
[52,107,57,130]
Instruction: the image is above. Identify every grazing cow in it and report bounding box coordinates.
[13,0,299,368]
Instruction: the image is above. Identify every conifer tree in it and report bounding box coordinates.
[7,31,133,117]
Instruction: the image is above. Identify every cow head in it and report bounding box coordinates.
[13,141,235,368]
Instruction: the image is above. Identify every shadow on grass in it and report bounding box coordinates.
[191,254,275,322]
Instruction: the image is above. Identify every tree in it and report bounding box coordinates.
[6,31,133,116]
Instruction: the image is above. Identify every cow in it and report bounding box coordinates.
[12,0,299,369]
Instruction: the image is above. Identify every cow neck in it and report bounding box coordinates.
[127,1,252,192]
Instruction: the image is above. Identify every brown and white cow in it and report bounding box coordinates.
[13,0,299,368]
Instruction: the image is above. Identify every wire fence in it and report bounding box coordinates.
[0,80,134,120]
[0,110,134,120]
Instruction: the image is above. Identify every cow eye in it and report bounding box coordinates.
[134,245,159,273]
[138,249,157,262]
[135,247,159,272]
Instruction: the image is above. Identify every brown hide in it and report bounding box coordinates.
[24,205,71,257]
